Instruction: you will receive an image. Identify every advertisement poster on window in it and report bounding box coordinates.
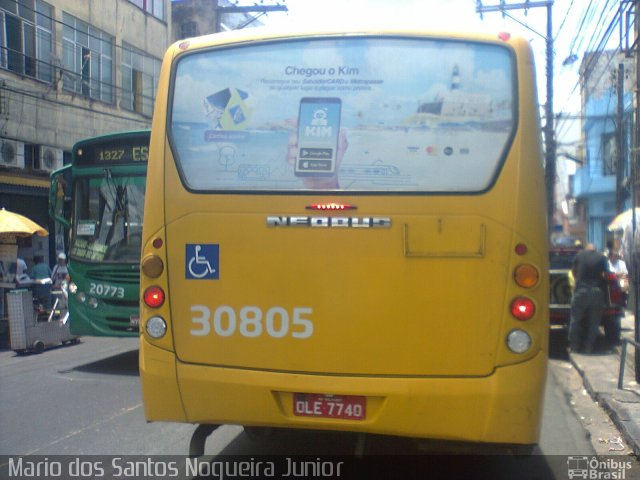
[170,37,515,192]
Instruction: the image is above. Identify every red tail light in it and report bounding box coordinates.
[144,286,165,308]
[511,297,535,321]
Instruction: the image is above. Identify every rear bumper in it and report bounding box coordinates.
[140,339,546,445]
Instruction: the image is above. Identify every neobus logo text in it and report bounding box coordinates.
[266,216,391,228]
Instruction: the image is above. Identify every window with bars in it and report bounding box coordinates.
[181,21,198,39]
[62,12,114,104]
[121,43,160,117]
[0,0,53,82]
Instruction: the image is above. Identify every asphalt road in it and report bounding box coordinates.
[0,335,637,479]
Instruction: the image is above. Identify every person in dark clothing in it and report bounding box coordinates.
[569,243,609,353]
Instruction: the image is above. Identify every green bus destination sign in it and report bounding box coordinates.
[75,138,149,166]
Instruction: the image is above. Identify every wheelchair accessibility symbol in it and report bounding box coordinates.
[186,244,219,280]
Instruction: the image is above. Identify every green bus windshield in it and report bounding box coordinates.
[70,173,145,263]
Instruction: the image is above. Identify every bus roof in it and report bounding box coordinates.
[168,27,531,59]
[71,129,151,150]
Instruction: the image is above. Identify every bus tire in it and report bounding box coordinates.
[33,340,45,353]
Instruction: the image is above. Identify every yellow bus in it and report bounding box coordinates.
[140,28,548,453]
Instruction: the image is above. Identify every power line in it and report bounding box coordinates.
[567,0,598,54]
[1,82,151,127]
[577,0,616,51]
[0,0,166,127]
[0,37,160,113]
[477,0,557,227]
[553,0,598,139]
[581,11,624,94]
[554,0,577,40]
[555,1,623,131]
[581,0,619,59]
[555,46,623,138]
[0,0,166,60]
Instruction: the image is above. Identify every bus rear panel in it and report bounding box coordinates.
[140,30,548,449]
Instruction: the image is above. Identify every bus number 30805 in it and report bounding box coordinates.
[190,305,314,339]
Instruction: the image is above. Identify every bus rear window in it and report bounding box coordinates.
[169,37,516,193]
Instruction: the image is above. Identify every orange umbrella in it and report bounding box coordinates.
[0,208,48,237]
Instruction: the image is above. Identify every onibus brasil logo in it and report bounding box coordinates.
[567,456,633,479]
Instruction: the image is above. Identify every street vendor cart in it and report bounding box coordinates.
[8,287,76,353]
[0,208,77,353]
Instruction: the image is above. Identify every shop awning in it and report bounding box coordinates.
[0,173,49,196]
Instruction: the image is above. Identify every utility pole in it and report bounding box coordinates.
[476,1,555,231]
[616,0,640,382]
[616,62,626,214]
[631,0,640,383]
[545,3,555,230]
[611,0,640,384]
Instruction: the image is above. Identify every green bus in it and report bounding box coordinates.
[50,130,149,336]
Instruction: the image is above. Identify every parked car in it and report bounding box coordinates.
[549,247,626,344]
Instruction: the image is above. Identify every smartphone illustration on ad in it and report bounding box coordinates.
[295,97,342,176]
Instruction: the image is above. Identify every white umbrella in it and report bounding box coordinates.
[608,208,640,231]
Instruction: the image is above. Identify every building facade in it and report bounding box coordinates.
[171,0,268,43]
[0,0,170,265]
[571,50,635,250]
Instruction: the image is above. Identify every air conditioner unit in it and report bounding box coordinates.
[37,147,63,172]
[0,139,25,168]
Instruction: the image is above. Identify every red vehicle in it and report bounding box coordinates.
[549,248,626,344]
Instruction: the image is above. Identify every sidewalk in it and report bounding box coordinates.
[569,311,640,456]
